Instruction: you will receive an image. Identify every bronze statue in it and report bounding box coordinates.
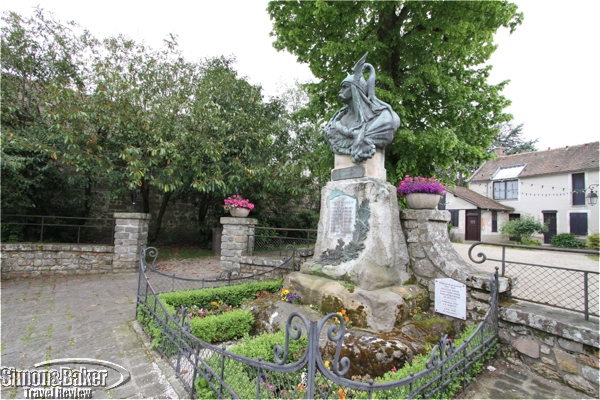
[324,53,400,164]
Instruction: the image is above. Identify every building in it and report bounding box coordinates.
[466,142,599,243]
[440,186,513,242]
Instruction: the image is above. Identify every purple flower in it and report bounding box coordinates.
[397,175,445,196]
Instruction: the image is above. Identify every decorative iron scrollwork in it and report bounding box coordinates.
[274,312,310,365]
[318,313,351,377]
[467,243,487,264]
[426,333,456,369]
[174,304,192,333]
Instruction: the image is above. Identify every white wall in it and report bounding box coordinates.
[470,170,599,239]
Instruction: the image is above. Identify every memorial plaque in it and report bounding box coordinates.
[332,165,365,181]
[434,278,467,320]
[328,194,357,242]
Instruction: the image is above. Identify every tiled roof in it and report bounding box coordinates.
[446,186,514,211]
[469,141,599,182]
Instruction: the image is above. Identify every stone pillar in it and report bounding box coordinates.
[113,212,150,271]
[219,217,258,275]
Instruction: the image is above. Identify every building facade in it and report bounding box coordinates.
[467,142,599,243]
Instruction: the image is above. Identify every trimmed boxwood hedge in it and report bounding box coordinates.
[138,279,282,345]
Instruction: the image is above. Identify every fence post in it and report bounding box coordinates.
[219,216,258,277]
[112,213,150,271]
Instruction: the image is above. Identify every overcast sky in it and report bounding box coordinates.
[2,0,598,151]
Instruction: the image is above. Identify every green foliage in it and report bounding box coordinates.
[587,232,600,250]
[189,309,254,343]
[158,280,282,309]
[494,123,538,155]
[551,233,587,249]
[228,330,308,364]
[156,246,214,261]
[268,1,523,184]
[2,9,321,243]
[500,214,548,244]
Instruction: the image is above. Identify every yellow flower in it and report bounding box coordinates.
[297,383,303,392]
[282,289,289,295]
[211,301,219,307]
[324,361,330,368]
[423,312,427,315]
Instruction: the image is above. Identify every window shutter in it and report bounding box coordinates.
[570,213,588,235]
[572,173,585,205]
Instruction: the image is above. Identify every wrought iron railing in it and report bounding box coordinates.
[0,214,115,244]
[137,247,499,399]
[468,242,599,320]
[251,227,317,257]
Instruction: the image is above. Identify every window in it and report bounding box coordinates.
[570,213,588,235]
[449,210,459,227]
[492,211,498,232]
[493,180,518,200]
[491,164,526,180]
[572,173,585,205]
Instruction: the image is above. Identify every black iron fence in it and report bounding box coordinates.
[468,242,599,320]
[251,227,317,257]
[137,247,499,399]
[1,214,115,244]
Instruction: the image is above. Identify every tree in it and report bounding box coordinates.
[494,122,538,155]
[267,1,523,184]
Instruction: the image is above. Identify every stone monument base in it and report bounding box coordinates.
[308,177,410,291]
[284,272,428,332]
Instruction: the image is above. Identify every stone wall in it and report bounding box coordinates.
[400,209,510,320]
[1,243,113,278]
[498,303,599,397]
[1,213,150,278]
[219,217,257,273]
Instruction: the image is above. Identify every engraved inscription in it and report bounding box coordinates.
[332,165,365,181]
[328,195,357,242]
[434,278,467,320]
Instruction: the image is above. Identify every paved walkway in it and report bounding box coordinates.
[0,272,184,399]
[1,244,596,399]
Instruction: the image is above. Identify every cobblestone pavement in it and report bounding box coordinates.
[0,272,185,399]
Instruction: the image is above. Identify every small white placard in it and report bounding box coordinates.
[435,278,467,320]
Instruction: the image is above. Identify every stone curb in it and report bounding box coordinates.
[130,321,189,399]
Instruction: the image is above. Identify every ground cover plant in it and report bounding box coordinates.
[551,233,587,249]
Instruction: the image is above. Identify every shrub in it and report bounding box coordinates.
[551,233,587,249]
[228,330,308,364]
[587,232,600,250]
[158,279,282,309]
[190,308,254,343]
[500,214,548,244]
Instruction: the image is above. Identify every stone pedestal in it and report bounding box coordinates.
[333,150,386,181]
[219,217,257,274]
[112,212,150,270]
[307,177,410,291]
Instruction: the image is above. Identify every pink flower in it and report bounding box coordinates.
[391,366,397,372]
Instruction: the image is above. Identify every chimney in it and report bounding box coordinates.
[493,147,505,156]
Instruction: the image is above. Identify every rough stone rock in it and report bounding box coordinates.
[578,353,600,369]
[541,357,555,365]
[554,348,579,374]
[581,365,599,384]
[312,179,410,291]
[540,344,551,355]
[563,373,597,396]
[557,338,584,353]
[285,272,409,332]
[512,337,540,359]
[530,363,562,381]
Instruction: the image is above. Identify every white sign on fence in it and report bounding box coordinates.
[434,278,467,320]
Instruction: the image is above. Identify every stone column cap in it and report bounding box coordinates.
[220,217,258,225]
[401,209,450,222]
[113,212,151,220]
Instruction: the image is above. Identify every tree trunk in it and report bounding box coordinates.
[148,191,173,243]
[141,179,150,213]
[197,193,213,240]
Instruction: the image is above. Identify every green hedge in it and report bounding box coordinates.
[551,233,587,249]
[158,279,283,309]
[138,279,282,345]
[587,233,600,250]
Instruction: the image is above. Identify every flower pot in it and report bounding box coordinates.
[230,207,251,218]
[405,193,441,210]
